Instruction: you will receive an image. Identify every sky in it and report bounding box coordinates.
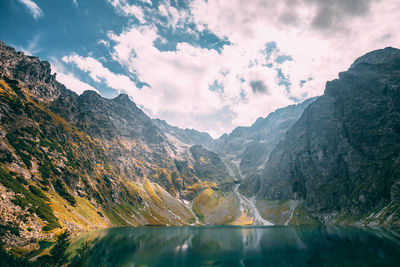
[1,0,400,138]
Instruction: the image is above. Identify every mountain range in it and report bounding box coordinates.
[0,41,399,248]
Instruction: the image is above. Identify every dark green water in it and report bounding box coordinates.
[72,226,400,267]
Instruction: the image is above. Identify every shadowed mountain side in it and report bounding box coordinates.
[241,47,400,226]
[1,40,400,248]
[213,98,316,179]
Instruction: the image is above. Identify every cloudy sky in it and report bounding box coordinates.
[1,0,399,137]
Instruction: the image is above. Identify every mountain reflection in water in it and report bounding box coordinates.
[71,226,400,267]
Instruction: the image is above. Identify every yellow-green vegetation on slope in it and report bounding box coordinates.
[256,199,320,225]
[144,180,163,206]
[203,181,218,189]
[0,167,59,231]
[192,188,220,223]
[94,179,197,227]
[230,212,253,225]
[46,191,111,231]
[154,183,195,223]
[230,195,253,226]
[143,180,195,225]
[192,188,239,224]
[0,76,144,245]
[0,41,255,251]
[288,202,320,225]
[104,202,145,227]
[217,194,243,225]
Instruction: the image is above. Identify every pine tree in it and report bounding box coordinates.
[70,241,93,267]
[49,230,71,266]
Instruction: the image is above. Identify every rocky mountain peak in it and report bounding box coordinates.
[152,118,213,147]
[243,47,400,225]
[79,90,103,102]
[113,93,130,102]
[0,41,63,102]
[349,47,400,71]
[213,97,316,178]
[1,40,399,247]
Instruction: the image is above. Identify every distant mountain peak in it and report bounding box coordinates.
[349,46,400,70]
[0,40,63,101]
[81,89,102,98]
[241,46,400,226]
[113,93,130,102]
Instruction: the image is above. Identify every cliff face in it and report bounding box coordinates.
[213,98,315,179]
[152,118,213,147]
[243,47,400,226]
[0,42,62,102]
[1,40,400,246]
[50,89,180,183]
[0,41,234,246]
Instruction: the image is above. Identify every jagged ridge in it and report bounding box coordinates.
[242,47,400,226]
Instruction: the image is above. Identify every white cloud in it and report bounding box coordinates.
[141,0,152,5]
[156,3,191,30]
[50,59,100,95]
[62,54,140,94]
[18,0,43,20]
[61,54,175,117]
[189,0,400,103]
[69,0,400,137]
[97,39,109,47]
[104,24,298,136]
[109,27,222,110]
[56,72,100,95]
[72,0,78,7]
[106,0,145,23]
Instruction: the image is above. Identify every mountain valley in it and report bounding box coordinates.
[0,41,399,249]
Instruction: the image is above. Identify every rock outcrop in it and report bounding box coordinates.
[0,41,233,246]
[213,98,316,179]
[1,40,400,248]
[243,47,400,226]
[0,41,62,102]
[153,118,213,147]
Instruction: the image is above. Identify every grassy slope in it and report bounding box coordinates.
[0,78,200,248]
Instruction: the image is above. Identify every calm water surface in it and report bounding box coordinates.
[72,226,400,267]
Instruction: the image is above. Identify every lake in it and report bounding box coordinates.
[71,226,400,267]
